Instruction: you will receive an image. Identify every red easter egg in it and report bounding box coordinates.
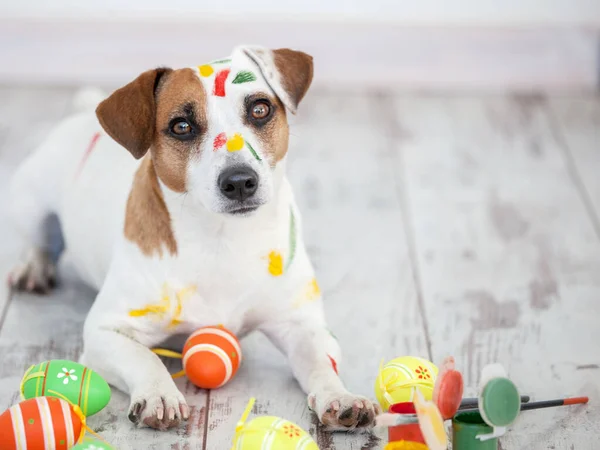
[0,397,83,449]
[182,326,241,389]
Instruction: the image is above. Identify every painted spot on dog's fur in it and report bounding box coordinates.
[285,208,297,270]
[232,70,257,84]
[327,354,338,374]
[129,284,196,329]
[292,278,321,308]
[213,132,227,151]
[266,208,298,276]
[226,133,244,152]
[245,140,262,162]
[129,284,171,320]
[74,132,101,179]
[198,65,214,77]
[213,69,231,97]
[268,251,284,276]
[210,58,231,65]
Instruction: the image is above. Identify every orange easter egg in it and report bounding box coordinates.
[0,397,83,449]
[182,326,242,389]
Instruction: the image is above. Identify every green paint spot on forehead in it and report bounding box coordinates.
[232,70,257,84]
[60,439,65,445]
[245,140,262,162]
[28,418,34,425]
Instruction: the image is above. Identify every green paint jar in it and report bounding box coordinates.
[452,411,498,450]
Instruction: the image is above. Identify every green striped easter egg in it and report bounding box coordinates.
[21,359,111,417]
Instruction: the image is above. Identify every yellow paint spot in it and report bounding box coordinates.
[168,285,197,329]
[293,278,321,308]
[268,251,284,276]
[129,286,170,319]
[309,278,321,297]
[129,284,197,330]
[226,133,244,152]
[198,64,214,77]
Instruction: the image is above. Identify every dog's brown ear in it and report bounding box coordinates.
[96,68,172,159]
[241,47,313,114]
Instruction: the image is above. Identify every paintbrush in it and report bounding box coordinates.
[459,396,588,414]
[459,395,530,409]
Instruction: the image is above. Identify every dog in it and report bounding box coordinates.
[8,45,380,431]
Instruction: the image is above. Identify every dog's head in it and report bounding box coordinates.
[96,46,313,216]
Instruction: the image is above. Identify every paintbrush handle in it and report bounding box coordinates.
[520,397,588,411]
[459,396,588,415]
[459,395,530,409]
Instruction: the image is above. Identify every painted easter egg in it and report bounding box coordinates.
[385,443,428,450]
[71,437,115,449]
[231,416,318,450]
[0,397,83,449]
[375,356,439,411]
[182,326,242,389]
[21,360,111,417]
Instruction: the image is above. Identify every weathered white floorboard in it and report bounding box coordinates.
[0,88,598,450]
[546,96,600,241]
[393,94,600,450]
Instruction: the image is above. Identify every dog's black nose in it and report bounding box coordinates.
[218,166,259,201]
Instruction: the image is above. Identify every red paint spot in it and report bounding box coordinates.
[74,132,101,179]
[327,354,338,374]
[213,69,231,97]
[213,132,227,151]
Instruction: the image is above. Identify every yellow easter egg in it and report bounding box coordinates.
[385,443,429,450]
[232,416,318,450]
[374,356,439,411]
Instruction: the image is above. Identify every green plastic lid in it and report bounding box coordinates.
[479,377,521,427]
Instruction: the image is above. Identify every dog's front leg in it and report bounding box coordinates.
[80,326,189,430]
[261,316,381,430]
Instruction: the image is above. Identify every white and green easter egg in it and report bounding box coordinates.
[71,437,115,449]
[21,359,111,417]
[232,416,318,450]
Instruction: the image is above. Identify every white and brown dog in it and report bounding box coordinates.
[8,46,379,431]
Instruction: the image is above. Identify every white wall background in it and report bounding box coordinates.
[1,0,600,26]
[0,0,598,89]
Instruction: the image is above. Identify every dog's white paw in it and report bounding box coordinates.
[128,385,189,431]
[308,392,381,430]
[8,249,56,294]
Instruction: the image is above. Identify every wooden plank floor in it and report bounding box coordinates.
[0,86,598,450]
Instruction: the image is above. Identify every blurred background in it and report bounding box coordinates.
[0,0,599,90]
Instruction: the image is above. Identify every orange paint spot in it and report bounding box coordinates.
[327,354,338,374]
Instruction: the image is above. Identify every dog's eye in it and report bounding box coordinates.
[251,101,271,120]
[171,120,192,136]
